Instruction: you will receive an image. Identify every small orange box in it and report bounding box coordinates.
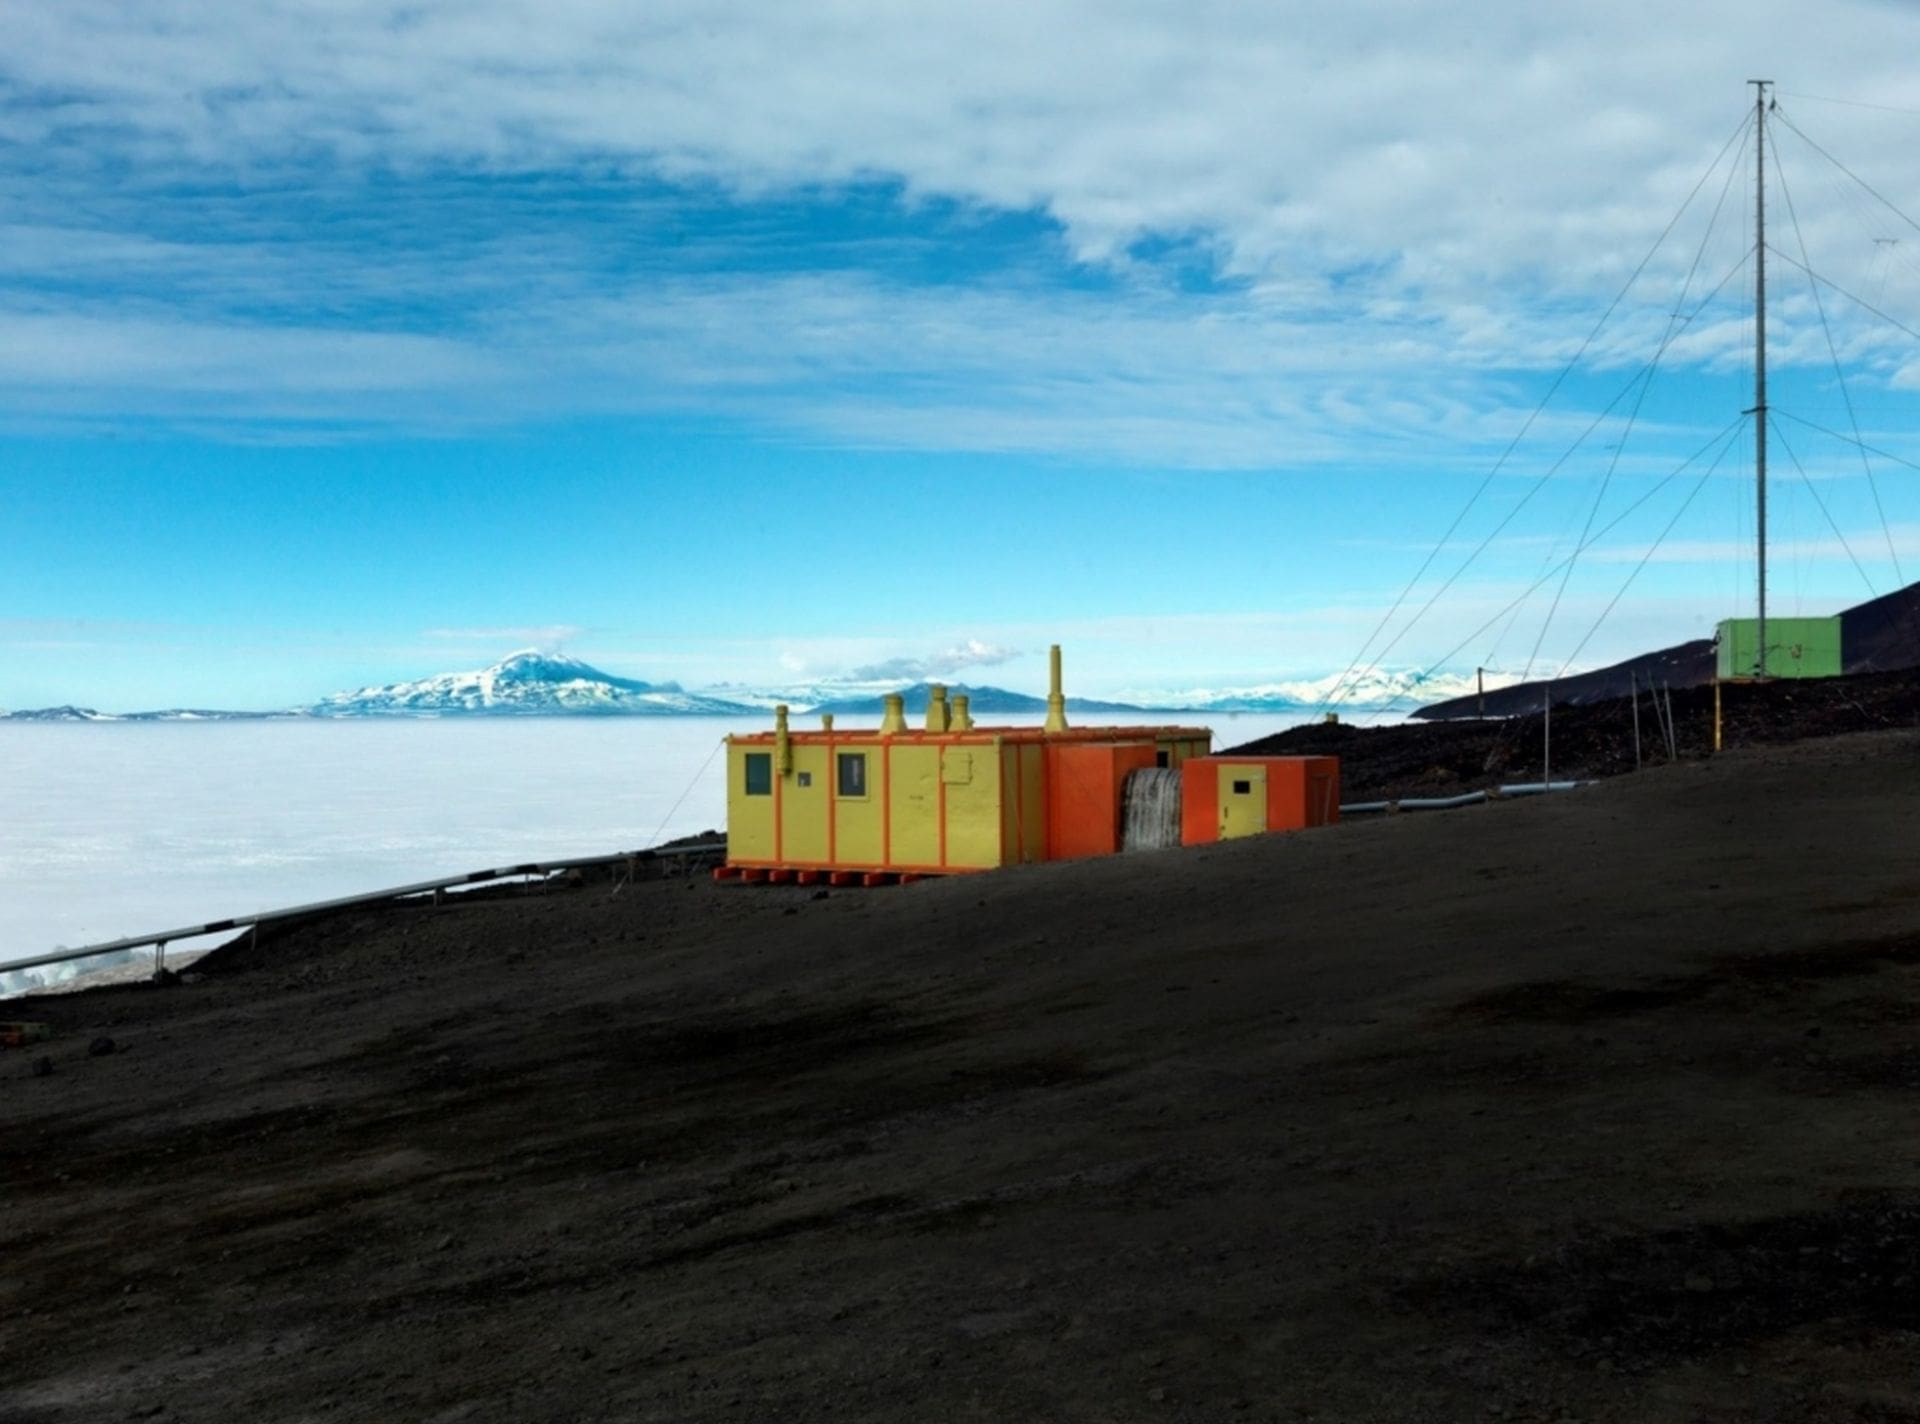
[1181,756,1339,846]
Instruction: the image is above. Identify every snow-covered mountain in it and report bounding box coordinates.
[309,650,758,717]
[1116,667,1513,713]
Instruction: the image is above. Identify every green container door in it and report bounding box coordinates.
[1715,617,1842,679]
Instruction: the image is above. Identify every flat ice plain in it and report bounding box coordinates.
[0,711,1311,990]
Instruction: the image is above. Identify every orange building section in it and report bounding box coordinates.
[1180,762,1216,846]
[1180,755,1341,846]
[1045,741,1160,860]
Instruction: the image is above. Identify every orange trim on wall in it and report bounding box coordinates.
[729,858,969,875]
[825,735,837,864]
[937,767,948,869]
[881,740,893,870]
[730,725,1211,746]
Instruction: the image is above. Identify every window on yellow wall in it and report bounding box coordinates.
[837,752,868,798]
[744,753,772,795]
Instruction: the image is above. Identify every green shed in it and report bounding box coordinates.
[1715,616,1842,679]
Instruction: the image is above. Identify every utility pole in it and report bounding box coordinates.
[1752,78,1771,677]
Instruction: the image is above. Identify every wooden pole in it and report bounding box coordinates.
[1713,677,1723,753]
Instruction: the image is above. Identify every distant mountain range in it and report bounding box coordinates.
[1131,666,1509,714]
[309,651,752,716]
[0,705,285,723]
[806,681,1148,716]
[1,649,1476,721]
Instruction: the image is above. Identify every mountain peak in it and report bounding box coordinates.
[496,647,584,667]
[486,649,620,687]
[308,651,737,717]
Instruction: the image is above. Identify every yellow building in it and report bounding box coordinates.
[719,647,1212,884]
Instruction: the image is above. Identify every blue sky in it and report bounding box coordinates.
[7,2,1920,709]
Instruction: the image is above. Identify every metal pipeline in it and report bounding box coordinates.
[1396,791,1489,810]
[1340,783,1582,814]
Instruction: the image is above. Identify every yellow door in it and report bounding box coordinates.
[1217,764,1267,840]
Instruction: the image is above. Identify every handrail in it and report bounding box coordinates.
[1,840,726,976]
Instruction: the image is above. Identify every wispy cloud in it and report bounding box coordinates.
[423,624,583,649]
[847,639,1021,682]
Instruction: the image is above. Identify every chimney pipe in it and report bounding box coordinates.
[1044,644,1069,733]
[774,704,792,775]
[879,693,907,735]
[925,683,950,733]
[950,693,973,730]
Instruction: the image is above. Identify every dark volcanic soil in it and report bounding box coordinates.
[1232,665,1920,801]
[9,731,1920,1421]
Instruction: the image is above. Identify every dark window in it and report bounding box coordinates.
[1156,750,1170,768]
[1233,779,1252,795]
[744,752,772,796]
[796,771,812,788]
[837,752,868,797]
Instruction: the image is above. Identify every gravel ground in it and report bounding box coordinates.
[7,731,1920,1422]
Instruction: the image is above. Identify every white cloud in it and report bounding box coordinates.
[848,638,1021,682]
[0,311,498,393]
[5,1,1910,284]
[4,2,1920,461]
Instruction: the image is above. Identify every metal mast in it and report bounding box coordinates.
[1752,79,1771,676]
